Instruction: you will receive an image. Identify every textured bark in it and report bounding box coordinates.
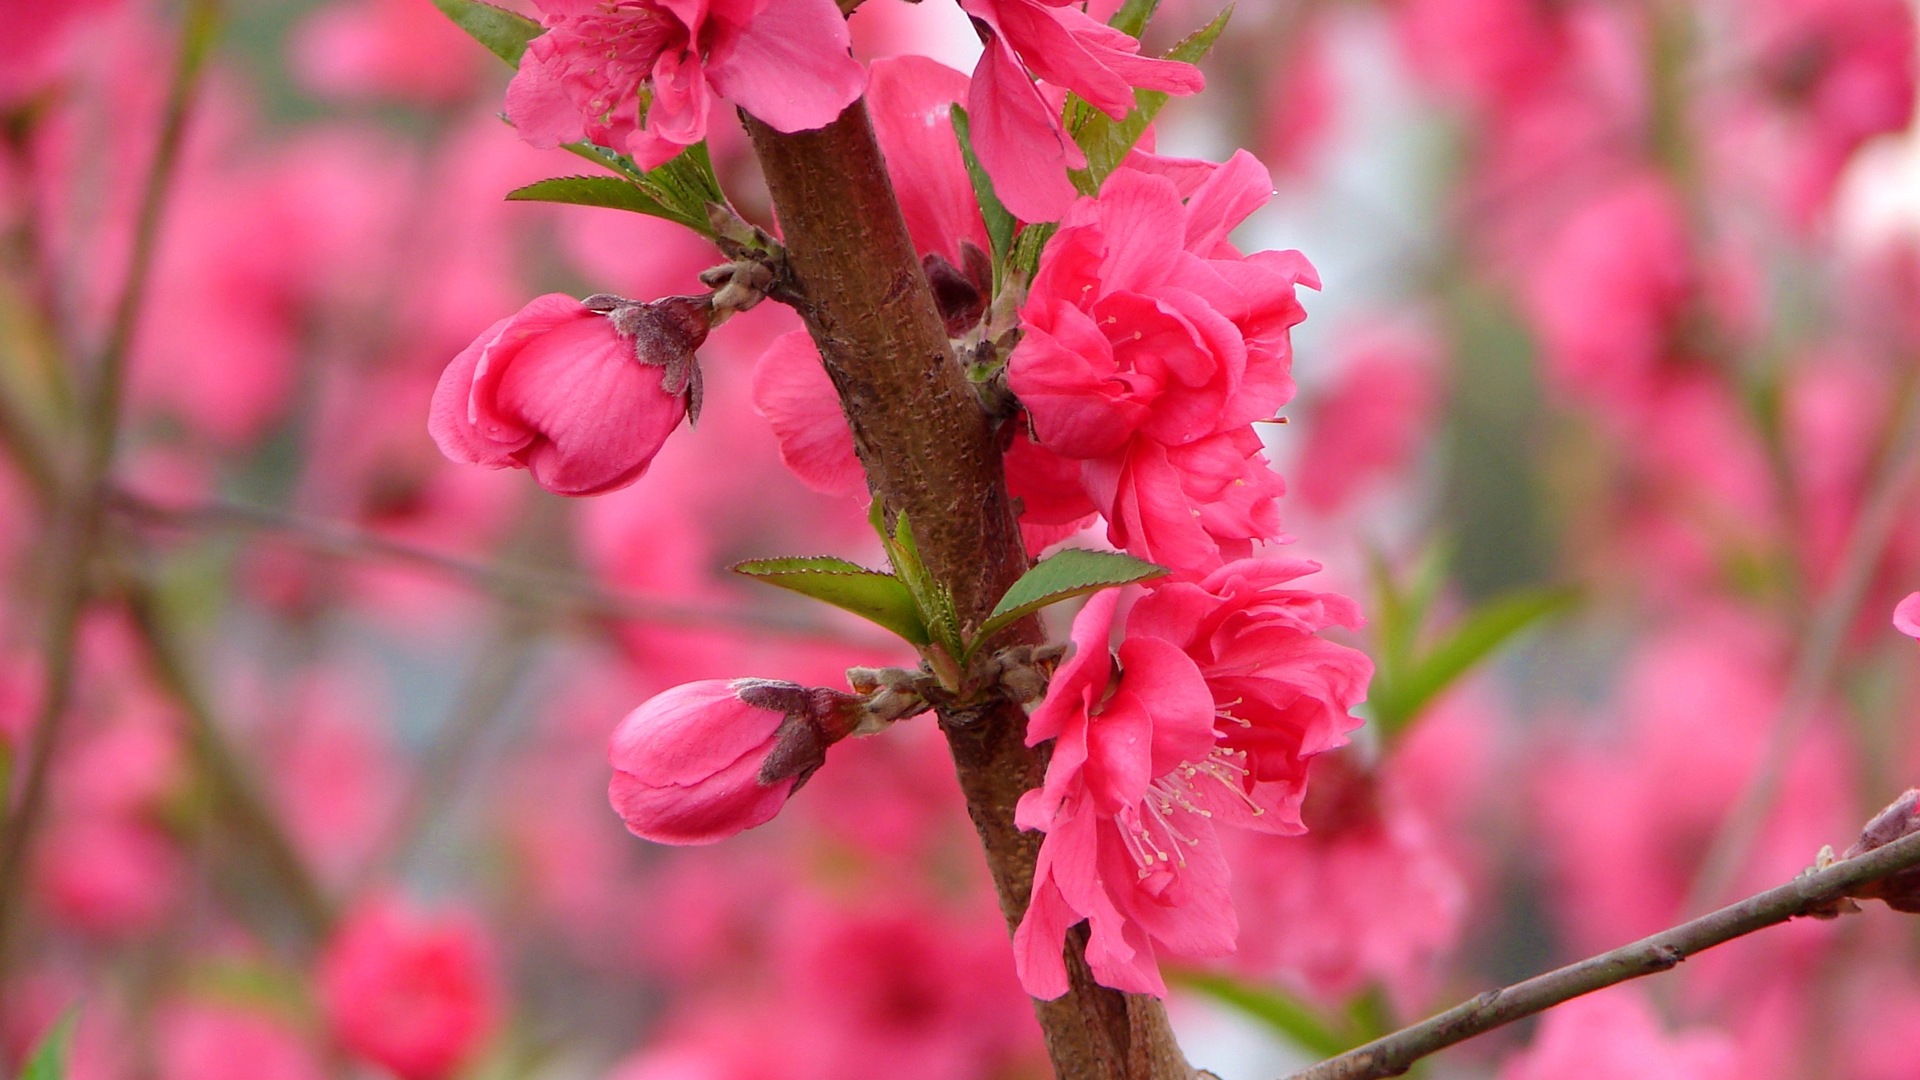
[746,103,1195,1080]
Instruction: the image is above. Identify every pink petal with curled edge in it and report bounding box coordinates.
[751,331,866,499]
[868,56,989,266]
[968,35,1082,223]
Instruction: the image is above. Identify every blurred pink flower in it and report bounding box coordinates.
[156,1003,327,1080]
[1294,323,1442,514]
[1499,988,1739,1080]
[291,0,486,104]
[429,293,708,497]
[34,817,183,938]
[319,898,501,1080]
[956,0,1203,221]
[1009,153,1317,574]
[1896,593,1920,640]
[506,0,865,169]
[610,679,852,845]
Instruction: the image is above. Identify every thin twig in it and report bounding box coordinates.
[0,0,223,972]
[108,488,884,645]
[1283,828,1920,1080]
[121,580,334,941]
[1684,377,1920,914]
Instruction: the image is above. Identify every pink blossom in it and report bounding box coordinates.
[956,0,1204,221]
[1294,323,1442,514]
[1498,989,1739,1080]
[429,293,709,497]
[1008,154,1318,573]
[506,0,866,170]
[1014,563,1371,998]
[610,679,854,845]
[1895,593,1920,640]
[751,331,865,499]
[1013,590,1232,998]
[319,898,502,1080]
[156,1003,327,1080]
[291,0,485,104]
[34,817,182,937]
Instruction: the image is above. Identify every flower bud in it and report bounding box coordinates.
[608,679,859,846]
[428,292,710,497]
[1845,788,1920,913]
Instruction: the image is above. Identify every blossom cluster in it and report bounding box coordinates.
[9,0,1920,1077]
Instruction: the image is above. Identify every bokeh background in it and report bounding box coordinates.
[4,1,1920,1077]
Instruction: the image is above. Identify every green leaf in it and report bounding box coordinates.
[430,0,541,66]
[866,505,964,658]
[969,549,1166,656]
[948,106,1016,282]
[1067,6,1232,193]
[20,1008,79,1080]
[1372,585,1580,737]
[1108,0,1161,36]
[732,557,929,646]
[505,176,685,221]
[1171,971,1355,1058]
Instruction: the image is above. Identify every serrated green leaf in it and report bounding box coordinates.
[867,505,964,658]
[20,1008,79,1080]
[732,557,929,646]
[1372,585,1580,737]
[948,105,1016,285]
[505,176,684,220]
[1171,970,1355,1058]
[1068,6,1232,193]
[430,0,541,66]
[969,549,1166,656]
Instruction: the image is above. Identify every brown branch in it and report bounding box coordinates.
[107,488,879,645]
[1282,829,1920,1080]
[744,102,1195,1080]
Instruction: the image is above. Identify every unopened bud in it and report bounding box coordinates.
[1844,788,1920,912]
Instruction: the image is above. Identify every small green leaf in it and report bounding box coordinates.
[1068,6,1232,193]
[970,549,1167,655]
[867,505,965,658]
[430,0,542,66]
[732,557,929,646]
[1108,0,1161,36]
[1372,585,1580,737]
[1171,970,1356,1058]
[505,176,684,220]
[949,105,1016,282]
[20,1008,80,1080]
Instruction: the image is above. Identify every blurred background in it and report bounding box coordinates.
[3,0,1920,1077]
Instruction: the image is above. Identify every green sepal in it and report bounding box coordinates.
[967,549,1167,659]
[429,0,541,66]
[1108,0,1161,36]
[948,105,1017,289]
[20,1008,80,1080]
[731,557,930,646]
[1066,6,1233,194]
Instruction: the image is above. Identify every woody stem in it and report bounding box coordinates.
[743,101,1197,1080]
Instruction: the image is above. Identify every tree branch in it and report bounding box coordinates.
[1283,829,1920,1080]
[743,102,1195,1080]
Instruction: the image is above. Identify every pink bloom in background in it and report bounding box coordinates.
[290,0,485,104]
[319,899,501,1080]
[1009,152,1317,573]
[1521,173,1694,411]
[752,331,866,500]
[1895,592,1920,639]
[507,0,866,169]
[1015,562,1370,998]
[430,293,709,497]
[956,0,1203,221]
[1498,988,1739,1080]
[610,679,849,845]
[1294,322,1441,514]
[156,1003,327,1080]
